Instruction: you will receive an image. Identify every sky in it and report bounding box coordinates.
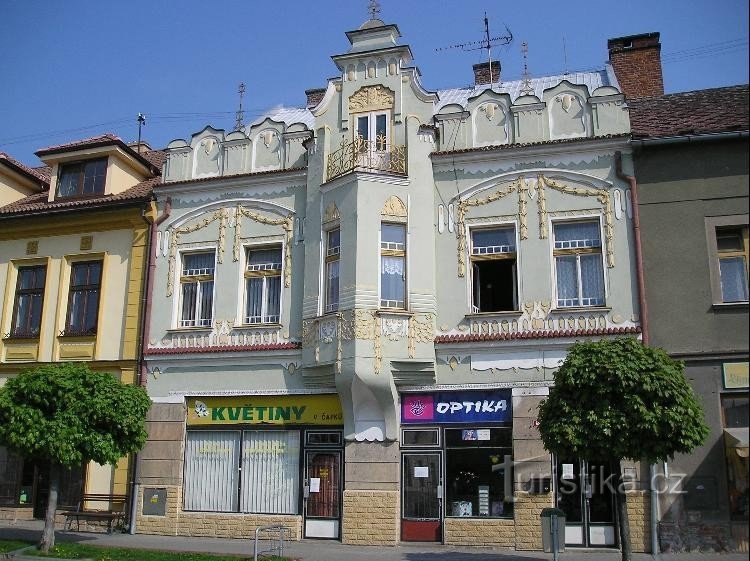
[1,0,747,167]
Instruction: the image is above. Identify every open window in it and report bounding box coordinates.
[470,226,518,313]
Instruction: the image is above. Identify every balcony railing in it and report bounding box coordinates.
[326,136,407,181]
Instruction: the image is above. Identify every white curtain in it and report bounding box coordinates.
[555,256,577,305]
[580,254,605,305]
[240,431,300,514]
[381,256,405,303]
[183,431,240,512]
[720,257,749,302]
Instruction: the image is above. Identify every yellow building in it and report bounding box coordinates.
[0,135,162,523]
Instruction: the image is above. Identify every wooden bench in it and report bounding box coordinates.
[62,493,128,533]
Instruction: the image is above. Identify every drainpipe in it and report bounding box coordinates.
[129,196,171,535]
[615,152,659,559]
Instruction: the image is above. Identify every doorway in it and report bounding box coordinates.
[303,449,342,539]
[401,452,442,542]
[556,458,617,547]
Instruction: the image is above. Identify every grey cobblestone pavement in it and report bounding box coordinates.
[1,521,747,561]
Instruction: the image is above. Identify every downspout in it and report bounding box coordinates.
[615,151,659,559]
[129,196,171,535]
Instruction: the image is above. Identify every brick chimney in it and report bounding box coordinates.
[305,88,326,108]
[473,61,501,86]
[608,32,664,100]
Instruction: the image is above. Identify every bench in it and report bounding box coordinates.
[62,493,128,533]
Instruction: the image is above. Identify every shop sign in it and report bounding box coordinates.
[723,362,749,390]
[186,395,343,426]
[401,390,512,424]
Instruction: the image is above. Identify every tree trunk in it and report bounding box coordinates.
[39,463,60,553]
[611,458,632,561]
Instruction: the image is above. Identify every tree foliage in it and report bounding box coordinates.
[0,362,151,467]
[538,337,709,464]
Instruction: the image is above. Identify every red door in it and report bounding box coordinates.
[401,452,442,541]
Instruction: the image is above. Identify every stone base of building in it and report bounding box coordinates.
[444,517,515,546]
[659,520,740,552]
[135,485,302,540]
[341,490,398,545]
[626,491,651,553]
[513,492,554,550]
[0,507,34,523]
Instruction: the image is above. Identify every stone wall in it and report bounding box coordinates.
[444,517,515,546]
[626,491,652,553]
[135,485,302,539]
[0,507,34,523]
[514,492,554,550]
[341,490,399,545]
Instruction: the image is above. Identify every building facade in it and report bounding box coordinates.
[135,15,651,551]
[0,135,161,524]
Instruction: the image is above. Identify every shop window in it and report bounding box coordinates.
[306,431,342,447]
[183,430,300,514]
[56,158,107,198]
[0,447,22,506]
[445,427,513,518]
[380,223,406,309]
[179,252,215,328]
[324,229,340,313]
[401,428,440,447]
[245,246,282,324]
[470,227,517,312]
[553,220,605,308]
[65,260,102,335]
[716,226,749,303]
[722,395,750,429]
[10,264,46,338]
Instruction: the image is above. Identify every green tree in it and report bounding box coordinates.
[538,337,708,561]
[0,363,151,552]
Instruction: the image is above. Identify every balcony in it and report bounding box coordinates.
[326,136,406,182]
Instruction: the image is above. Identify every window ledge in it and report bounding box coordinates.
[377,309,413,316]
[2,335,41,342]
[465,311,522,320]
[712,301,749,310]
[166,326,213,333]
[549,306,612,314]
[57,333,97,340]
[235,323,283,330]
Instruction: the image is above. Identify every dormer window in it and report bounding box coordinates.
[57,158,107,198]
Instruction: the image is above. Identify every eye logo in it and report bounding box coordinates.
[195,401,209,417]
[410,399,426,417]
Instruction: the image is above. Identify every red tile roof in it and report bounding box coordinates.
[0,151,50,187]
[434,326,641,344]
[0,176,159,217]
[629,85,749,138]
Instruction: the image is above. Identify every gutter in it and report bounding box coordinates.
[129,195,171,535]
[631,130,748,148]
[615,151,660,559]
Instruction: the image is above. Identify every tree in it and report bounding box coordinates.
[538,337,708,561]
[0,363,151,552]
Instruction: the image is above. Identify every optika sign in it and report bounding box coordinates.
[402,390,512,424]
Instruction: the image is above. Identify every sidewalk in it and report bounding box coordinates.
[1,521,747,561]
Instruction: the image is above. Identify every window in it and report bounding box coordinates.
[722,395,749,429]
[10,265,46,337]
[445,427,513,518]
[179,252,215,328]
[553,221,605,308]
[356,112,388,151]
[183,430,300,514]
[380,223,406,308]
[245,246,282,324]
[325,229,340,313]
[56,158,107,198]
[470,227,517,312]
[716,226,749,303]
[65,261,102,335]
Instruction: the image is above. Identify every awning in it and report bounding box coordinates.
[724,428,749,458]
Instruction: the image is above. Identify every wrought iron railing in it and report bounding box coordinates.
[326,136,407,181]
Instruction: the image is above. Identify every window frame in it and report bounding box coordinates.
[379,222,407,310]
[468,224,519,314]
[552,218,606,309]
[56,157,108,198]
[64,260,103,336]
[243,243,283,325]
[706,216,749,306]
[324,228,341,314]
[10,263,47,339]
[178,250,216,329]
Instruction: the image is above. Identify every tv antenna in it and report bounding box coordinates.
[136,113,146,154]
[234,82,246,132]
[436,12,513,84]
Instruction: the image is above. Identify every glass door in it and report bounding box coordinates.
[304,450,341,539]
[355,112,389,169]
[556,458,617,547]
[401,452,442,542]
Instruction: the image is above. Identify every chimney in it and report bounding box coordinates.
[607,32,664,100]
[305,88,326,108]
[473,61,501,86]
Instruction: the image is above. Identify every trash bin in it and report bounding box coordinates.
[540,507,565,555]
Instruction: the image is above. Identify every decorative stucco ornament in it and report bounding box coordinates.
[323,202,341,224]
[381,195,407,219]
[348,85,395,113]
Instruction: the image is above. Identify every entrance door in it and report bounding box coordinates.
[304,450,341,539]
[401,452,442,542]
[556,459,617,547]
